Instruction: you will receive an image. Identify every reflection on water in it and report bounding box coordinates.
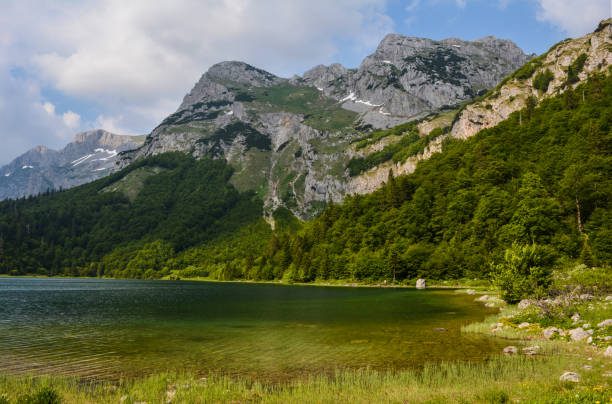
[0,278,504,381]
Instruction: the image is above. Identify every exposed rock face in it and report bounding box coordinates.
[569,327,589,342]
[543,327,561,339]
[503,346,518,354]
[522,346,540,356]
[345,20,612,199]
[598,319,612,328]
[302,34,532,128]
[0,130,144,200]
[450,20,612,140]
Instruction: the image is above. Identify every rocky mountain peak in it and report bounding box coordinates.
[118,31,536,219]
[72,129,138,149]
[0,130,144,200]
[473,36,537,62]
[31,145,50,154]
[206,61,281,87]
[375,34,436,57]
[177,61,282,112]
[301,32,532,129]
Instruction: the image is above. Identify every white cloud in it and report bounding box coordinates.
[0,0,393,164]
[536,0,610,37]
[42,101,55,116]
[94,115,133,136]
[62,110,81,129]
[455,0,467,8]
[27,0,392,102]
[0,72,77,164]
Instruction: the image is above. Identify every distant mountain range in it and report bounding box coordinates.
[0,130,144,200]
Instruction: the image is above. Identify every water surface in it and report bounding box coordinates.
[0,278,504,381]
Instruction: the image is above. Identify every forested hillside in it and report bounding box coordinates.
[249,70,612,282]
[0,71,610,282]
[0,153,270,278]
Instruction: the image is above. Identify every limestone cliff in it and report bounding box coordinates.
[345,19,612,197]
[450,19,612,140]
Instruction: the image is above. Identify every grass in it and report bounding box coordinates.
[228,148,271,196]
[100,166,168,202]
[243,84,359,132]
[2,352,611,403]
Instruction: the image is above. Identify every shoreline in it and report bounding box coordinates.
[0,274,491,290]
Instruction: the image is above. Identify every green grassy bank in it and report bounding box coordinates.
[1,349,610,403]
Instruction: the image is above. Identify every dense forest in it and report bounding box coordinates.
[0,71,610,283]
[249,71,612,283]
[0,154,270,278]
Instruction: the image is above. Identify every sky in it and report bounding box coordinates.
[0,0,610,165]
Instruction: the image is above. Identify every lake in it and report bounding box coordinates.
[0,278,505,381]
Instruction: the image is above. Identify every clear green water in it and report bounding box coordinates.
[0,278,505,381]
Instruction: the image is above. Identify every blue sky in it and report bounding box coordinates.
[0,0,609,165]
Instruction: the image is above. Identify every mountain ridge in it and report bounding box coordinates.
[118,32,533,219]
[0,130,144,200]
[339,20,611,196]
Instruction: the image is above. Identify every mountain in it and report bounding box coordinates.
[0,22,610,280]
[0,21,609,280]
[450,19,612,140]
[302,34,533,128]
[119,34,532,219]
[341,19,612,194]
[0,130,145,200]
[263,65,612,283]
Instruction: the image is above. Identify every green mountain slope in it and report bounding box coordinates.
[0,22,610,281]
[243,70,612,282]
[0,153,271,278]
[343,20,610,196]
[1,70,609,281]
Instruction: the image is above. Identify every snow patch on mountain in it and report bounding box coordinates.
[72,154,94,166]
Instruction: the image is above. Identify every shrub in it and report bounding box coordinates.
[492,243,555,303]
[533,69,554,92]
[567,53,587,84]
[480,389,510,404]
[553,264,612,294]
[16,387,61,404]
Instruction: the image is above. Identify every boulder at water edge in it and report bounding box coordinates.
[503,346,518,354]
[416,279,426,289]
